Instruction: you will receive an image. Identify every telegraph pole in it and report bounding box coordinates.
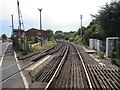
[11,14,14,37]
[80,15,83,37]
[38,8,43,47]
[11,15,14,33]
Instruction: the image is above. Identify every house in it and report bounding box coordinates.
[25,28,38,38]
[12,28,48,50]
[26,28,48,44]
[26,28,48,39]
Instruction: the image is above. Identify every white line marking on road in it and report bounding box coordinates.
[0,55,4,67]
[1,63,17,70]
[0,43,10,67]
[2,43,10,55]
[14,51,29,89]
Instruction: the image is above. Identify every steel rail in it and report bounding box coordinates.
[73,45,93,90]
[44,46,69,90]
[1,42,62,83]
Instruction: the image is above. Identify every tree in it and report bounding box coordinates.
[77,26,87,36]
[46,29,53,40]
[1,34,7,40]
[34,36,39,43]
[54,30,65,40]
[54,33,65,40]
[55,30,63,34]
[80,20,104,45]
[95,1,120,38]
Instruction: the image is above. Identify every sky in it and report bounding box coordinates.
[0,0,112,37]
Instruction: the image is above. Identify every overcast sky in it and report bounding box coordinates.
[1,0,112,37]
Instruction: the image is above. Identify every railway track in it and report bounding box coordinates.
[33,42,68,82]
[33,42,91,89]
[1,41,64,89]
[76,45,120,89]
[47,43,90,89]
[35,42,120,90]
[87,65,120,89]
[1,41,120,89]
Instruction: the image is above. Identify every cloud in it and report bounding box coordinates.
[0,0,112,36]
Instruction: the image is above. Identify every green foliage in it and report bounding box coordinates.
[96,1,120,38]
[55,30,63,34]
[18,38,22,50]
[98,51,104,59]
[111,58,120,67]
[30,40,56,52]
[46,29,54,40]
[32,77,36,83]
[74,38,82,44]
[64,36,69,40]
[27,36,39,44]
[77,26,87,35]
[28,41,33,44]
[110,47,116,58]
[34,36,39,43]
[81,24,99,45]
[69,37,74,42]
[1,34,7,40]
[54,32,65,40]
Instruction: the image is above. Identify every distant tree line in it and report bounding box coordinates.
[47,1,120,46]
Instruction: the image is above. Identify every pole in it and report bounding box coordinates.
[80,15,83,37]
[38,8,43,47]
[17,0,21,30]
[11,15,14,34]
[40,9,42,30]
[11,14,14,45]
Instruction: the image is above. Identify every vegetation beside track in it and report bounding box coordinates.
[16,40,56,59]
[30,40,56,52]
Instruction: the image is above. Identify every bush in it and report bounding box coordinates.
[28,41,34,44]
[69,37,75,42]
[110,47,116,58]
[111,58,120,67]
[34,36,39,43]
[98,51,104,59]
[30,40,57,52]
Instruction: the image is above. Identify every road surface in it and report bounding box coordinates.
[0,42,10,63]
[0,42,25,89]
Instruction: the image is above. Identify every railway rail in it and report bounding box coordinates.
[46,43,90,89]
[1,41,64,89]
[34,42,120,90]
[1,41,120,90]
[33,42,68,82]
[33,42,91,89]
[76,45,120,89]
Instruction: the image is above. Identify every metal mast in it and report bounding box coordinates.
[11,14,14,33]
[17,0,24,30]
[38,8,43,47]
[80,15,83,37]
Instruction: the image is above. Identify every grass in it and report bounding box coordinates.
[16,51,24,59]
[16,40,57,59]
[30,40,57,52]
[97,51,104,59]
[111,58,120,67]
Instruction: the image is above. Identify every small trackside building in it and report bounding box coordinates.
[26,28,48,44]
